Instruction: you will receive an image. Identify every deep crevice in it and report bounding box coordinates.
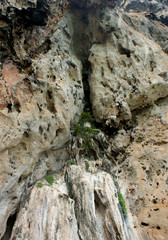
[68,7,109,113]
[82,59,92,111]
[15,0,50,27]
[2,213,17,240]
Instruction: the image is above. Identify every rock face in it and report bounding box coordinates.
[0,1,83,237]
[0,0,168,239]
[113,97,168,240]
[117,0,168,26]
[10,167,140,240]
[89,9,168,126]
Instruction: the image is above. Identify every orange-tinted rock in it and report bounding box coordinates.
[116,98,168,240]
[0,60,32,111]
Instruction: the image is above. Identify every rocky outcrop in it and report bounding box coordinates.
[0,3,84,237]
[0,0,168,239]
[0,0,37,14]
[118,0,168,26]
[10,167,140,240]
[89,8,168,127]
[113,97,168,240]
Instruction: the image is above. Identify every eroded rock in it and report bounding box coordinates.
[118,0,168,26]
[0,0,168,239]
[89,9,168,127]
[0,14,84,239]
[115,97,168,240]
[10,167,140,240]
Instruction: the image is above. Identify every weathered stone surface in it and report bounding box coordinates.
[0,13,84,239]
[0,60,30,110]
[121,12,168,53]
[0,0,168,239]
[118,0,168,26]
[10,167,140,240]
[89,9,168,127]
[0,0,37,14]
[10,175,79,240]
[113,97,168,240]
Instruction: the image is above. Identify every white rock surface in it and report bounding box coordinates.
[10,167,141,240]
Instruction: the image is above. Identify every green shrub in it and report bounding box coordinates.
[45,175,54,185]
[36,182,43,188]
[85,161,90,170]
[73,112,100,151]
[98,153,103,158]
[117,192,127,217]
[67,159,77,165]
[77,112,95,124]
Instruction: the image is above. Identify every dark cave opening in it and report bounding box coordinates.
[15,0,50,27]
[7,103,12,112]
[2,213,17,240]
[82,59,92,111]
[68,8,94,112]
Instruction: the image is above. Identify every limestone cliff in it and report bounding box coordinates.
[0,0,167,239]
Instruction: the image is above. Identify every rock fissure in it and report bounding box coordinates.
[1,213,17,240]
[0,0,168,239]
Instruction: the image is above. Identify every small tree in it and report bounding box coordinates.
[73,112,100,152]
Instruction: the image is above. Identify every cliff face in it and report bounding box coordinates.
[0,0,168,239]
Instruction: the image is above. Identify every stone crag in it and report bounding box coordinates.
[0,0,168,239]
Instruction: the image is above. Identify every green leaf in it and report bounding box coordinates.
[85,161,90,170]
[45,175,54,185]
[36,182,43,188]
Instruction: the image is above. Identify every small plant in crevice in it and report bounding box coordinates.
[36,182,43,188]
[73,111,100,153]
[45,174,54,185]
[117,191,127,217]
[67,159,77,166]
[85,161,90,170]
[98,153,103,158]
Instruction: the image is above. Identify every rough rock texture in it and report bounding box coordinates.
[0,0,37,13]
[0,1,84,237]
[10,174,79,240]
[120,12,168,53]
[0,0,168,239]
[10,167,140,240]
[89,8,168,127]
[118,0,168,26]
[114,97,168,240]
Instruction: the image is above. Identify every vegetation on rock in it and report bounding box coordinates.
[36,182,43,188]
[85,161,90,170]
[67,159,77,165]
[45,175,55,185]
[117,192,127,217]
[73,112,100,152]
